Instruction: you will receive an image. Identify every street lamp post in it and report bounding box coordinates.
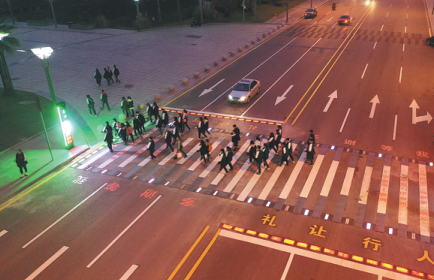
[0,33,14,89]
[48,0,58,28]
[134,0,141,30]
[31,47,57,104]
[6,0,15,24]
[285,1,289,23]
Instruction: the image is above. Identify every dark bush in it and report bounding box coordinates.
[274,1,283,6]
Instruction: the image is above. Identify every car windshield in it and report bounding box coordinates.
[233,83,250,91]
[306,9,314,12]
[340,15,349,19]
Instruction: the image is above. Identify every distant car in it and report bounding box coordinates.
[426,36,434,46]
[228,79,261,103]
[338,14,351,25]
[304,8,318,18]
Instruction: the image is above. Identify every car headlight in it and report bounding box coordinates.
[240,96,246,101]
[228,95,233,99]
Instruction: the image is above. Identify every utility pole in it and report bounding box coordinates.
[134,0,141,30]
[48,0,57,28]
[199,0,203,24]
[6,0,15,24]
[35,95,54,161]
[241,0,246,22]
[285,1,289,23]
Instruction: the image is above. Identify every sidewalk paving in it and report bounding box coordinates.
[0,0,326,201]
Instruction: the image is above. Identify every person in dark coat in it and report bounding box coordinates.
[279,139,291,166]
[121,97,129,117]
[103,122,113,152]
[172,119,181,143]
[174,139,187,159]
[15,149,28,178]
[107,66,115,83]
[127,97,135,117]
[197,117,207,139]
[309,130,316,145]
[125,121,135,143]
[231,125,240,151]
[204,117,211,135]
[103,68,110,85]
[287,138,295,163]
[164,129,174,151]
[147,137,156,159]
[155,116,163,135]
[182,109,191,132]
[94,69,102,87]
[178,113,184,133]
[161,109,169,126]
[136,111,146,133]
[225,146,234,171]
[268,132,277,153]
[199,140,209,163]
[113,65,120,83]
[218,148,228,174]
[146,103,155,123]
[255,145,263,175]
[118,123,127,144]
[306,137,315,165]
[262,143,270,170]
[86,95,97,117]
[152,102,160,122]
[133,116,143,137]
[247,140,256,164]
[100,90,110,110]
[275,129,282,152]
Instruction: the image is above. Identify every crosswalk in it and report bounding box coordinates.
[73,128,434,243]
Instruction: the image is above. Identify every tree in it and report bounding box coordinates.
[0,18,20,96]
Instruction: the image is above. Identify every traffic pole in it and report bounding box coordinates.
[35,95,54,161]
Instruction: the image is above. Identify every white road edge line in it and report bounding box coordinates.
[331,22,337,28]
[201,37,298,111]
[25,246,69,280]
[403,44,405,52]
[339,108,351,133]
[373,42,377,49]
[361,63,368,79]
[22,183,108,249]
[87,195,162,268]
[405,26,407,33]
[280,254,294,280]
[393,115,397,140]
[399,67,403,83]
[0,230,7,238]
[310,21,318,28]
[241,38,322,117]
[380,24,384,31]
[119,265,139,280]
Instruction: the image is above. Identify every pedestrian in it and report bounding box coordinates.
[133,116,143,137]
[107,66,114,83]
[309,129,316,145]
[255,145,263,175]
[146,103,155,123]
[182,109,191,131]
[94,69,102,87]
[100,90,110,110]
[198,140,209,163]
[277,125,283,139]
[307,137,315,165]
[178,113,184,133]
[15,149,28,178]
[103,122,113,152]
[172,118,181,143]
[279,139,289,166]
[247,140,256,164]
[152,102,160,121]
[161,108,169,126]
[164,129,174,151]
[112,118,120,137]
[125,121,135,143]
[204,116,211,135]
[287,138,295,163]
[103,68,110,85]
[268,132,277,153]
[197,117,207,139]
[275,129,282,152]
[147,137,156,159]
[206,138,212,159]
[225,146,234,171]
[255,136,261,147]
[218,148,228,174]
[127,96,135,117]
[262,143,270,170]
[155,116,163,135]
[121,97,129,117]
[113,65,120,83]
[174,138,187,159]
[118,123,127,144]
[136,111,146,133]
[86,94,97,117]
[231,125,240,151]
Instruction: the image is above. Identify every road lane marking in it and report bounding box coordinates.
[188,138,223,171]
[119,265,139,280]
[310,21,318,28]
[361,63,368,79]
[369,95,380,118]
[373,42,377,49]
[339,108,351,133]
[167,226,210,280]
[87,195,162,268]
[96,143,136,169]
[393,115,397,140]
[398,161,408,225]
[0,230,7,238]
[223,158,251,194]
[78,149,111,170]
[177,142,201,165]
[300,153,325,198]
[241,38,322,117]
[359,158,374,205]
[424,0,433,36]
[327,17,333,21]
[402,44,405,52]
[405,26,407,33]
[418,162,430,242]
[323,90,337,112]
[399,67,403,83]
[160,138,193,166]
[380,24,384,31]
[320,150,342,197]
[185,228,221,280]
[25,246,68,280]
[117,129,158,167]
[331,22,337,28]
[199,79,225,97]
[22,183,108,248]
[275,85,294,106]
[201,37,298,111]
[278,152,307,199]
[377,161,391,215]
[386,12,389,17]
[280,254,294,280]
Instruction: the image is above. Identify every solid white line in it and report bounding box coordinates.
[78,149,111,169]
[118,129,158,167]
[331,22,337,28]
[402,44,405,52]
[310,21,318,28]
[22,183,108,248]
[242,38,322,117]
[280,254,294,280]
[393,115,397,140]
[398,164,408,225]
[373,42,377,49]
[223,158,251,193]
[340,167,355,196]
[87,195,162,268]
[377,165,391,214]
[361,63,368,79]
[386,12,389,17]
[326,11,331,15]
[299,154,325,198]
[278,152,306,199]
[25,246,69,280]
[419,164,430,239]
[380,24,384,31]
[201,37,298,111]
[0,230,8,238]
[399,67,403,83]
[119,265,139,280]
[320,160,339,196]
[160,138,193,166]
[339,108,351,133]
[359,166,373,205]
[177,142,201,165]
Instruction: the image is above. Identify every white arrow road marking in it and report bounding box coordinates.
[369,95,380,118]
[323,90,337,112]
[275,85,294,106]
[409,99,433,124]
[327,17,334,21]
[199,79,225,97]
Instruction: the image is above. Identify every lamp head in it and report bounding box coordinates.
[0,33,9,40]
[31,47,54,59]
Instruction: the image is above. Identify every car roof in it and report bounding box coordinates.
[340,14,349,17]
[306,8,315,10]
[239,79,255,83]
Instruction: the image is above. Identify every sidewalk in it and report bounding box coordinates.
[0,0,326,201]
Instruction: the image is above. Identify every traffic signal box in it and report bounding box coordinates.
[57,102,74,149]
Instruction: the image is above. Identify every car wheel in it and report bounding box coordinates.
[257,88,260,95]
[247,97,251,103]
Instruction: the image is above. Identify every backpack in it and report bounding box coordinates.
[207,142,212,152]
